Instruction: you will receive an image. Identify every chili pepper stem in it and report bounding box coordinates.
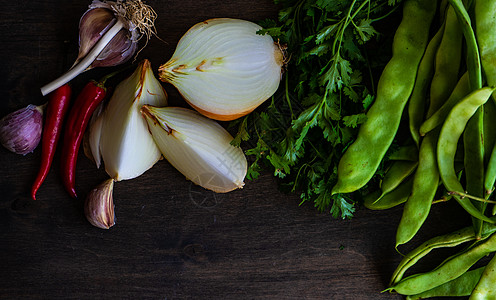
[40,20,125,96]
[97,64,136,88]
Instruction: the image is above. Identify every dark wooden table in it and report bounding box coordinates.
[0,1,472,299]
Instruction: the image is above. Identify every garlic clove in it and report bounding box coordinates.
[92,31,137,68]
[76,7,117,67]
[95,59,167,181]
[141,105,247,193]
[158,18,284,121]
[84,178,115,229]
[0,104,44,155]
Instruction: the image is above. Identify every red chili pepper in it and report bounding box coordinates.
[60,80,107,198]
[31,84,72,200]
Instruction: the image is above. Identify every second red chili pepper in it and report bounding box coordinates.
[31,84,72,200]
[60,80,107,198]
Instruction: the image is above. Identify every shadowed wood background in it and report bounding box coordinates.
[0,1,472,299]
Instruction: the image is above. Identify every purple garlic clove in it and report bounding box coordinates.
[76,5,138,69]
[0,104,44,155]
[84,178,115,229]
[76,7,116,65]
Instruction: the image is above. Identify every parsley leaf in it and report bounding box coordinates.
[235,0,403,219]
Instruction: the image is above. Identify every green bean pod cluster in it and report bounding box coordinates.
[333,0,496,298]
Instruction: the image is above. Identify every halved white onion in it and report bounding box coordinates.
[158,18,284,121]
[95,59,168,181]
[141,105,247,193]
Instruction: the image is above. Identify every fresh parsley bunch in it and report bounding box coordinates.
[231,0,403,219]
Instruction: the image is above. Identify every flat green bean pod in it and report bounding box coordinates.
[483,100,496,172]
[470,254,496,299]
[437,87,496,223]
[485,145,496,194]
[331,0,437,195]
[419,72,470,136]
[484,115,496,193]
[408,20,445,147]
[406,266,485,299]
[363,175,413,211]
[449,0,482,90]
[475,0,496,95]
[390,226,481,285]
[426,3,463,117]
[380,160,418,197]
[388,232,496,295]
[388,145,419,161]
[464,106,486,239]
[396,130,439,247]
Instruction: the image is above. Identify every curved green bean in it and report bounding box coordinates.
[485,145,496,195]
[484,100,496,172]
[406,266,485,300]
[426,3,464,117]
[388,145,419,161]
[464,105,486,239]
[331,0,437,195]
[381,160,418,196]
[408,21,445,147]
[437,87,496,223]
[484,103,496,193]
[389,232,496,295]
[419,71,470,136]
[391,226,480,286]
[475,0,496,94]
[363,175,413,211]
[396,130,439,247]
[470,254,496,299]
[449,0,482,91]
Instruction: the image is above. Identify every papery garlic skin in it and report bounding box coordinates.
[97,59,167,181]
[77,4,138,69]
[142,105,247,193]
[84,178,115,229]
[158,18,284,121]
[0,104,44,155]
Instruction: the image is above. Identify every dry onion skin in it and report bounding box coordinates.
[158,18,284,121]
[141,105,247,193]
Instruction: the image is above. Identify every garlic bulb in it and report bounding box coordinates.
[84,178,115,229]
[0,104,44,155]
[158,18,284,121]
[141,105,247,193]
[76,6,138,69]
[41,0,159,96]
[93,59,167,181]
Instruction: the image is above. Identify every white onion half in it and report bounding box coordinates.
[158,18,284,121]
[141,105,247,193]
[95,59,168,181]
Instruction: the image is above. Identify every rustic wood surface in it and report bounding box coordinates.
[0,1,472,299]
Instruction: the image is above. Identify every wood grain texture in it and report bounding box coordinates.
[0,1,471,299]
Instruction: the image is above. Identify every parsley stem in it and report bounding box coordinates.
[369,3,400,22]
[292,156,318,193]
[284,72,295,119]
[364,48,376,95]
